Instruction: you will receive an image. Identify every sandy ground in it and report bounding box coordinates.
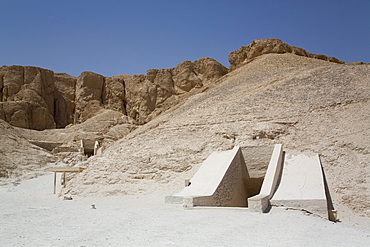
[1,174,369,247]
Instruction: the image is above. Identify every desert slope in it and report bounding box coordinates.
[65,53,370,218]
[0,119,56,183]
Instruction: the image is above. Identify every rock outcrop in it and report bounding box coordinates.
[229,38,344,71]
[0,66,56,130]
[74,71,106,124]
[0,57,227,128]
[0,39,349,130]
[54,73,76,128]
[122,57,228,124]
[103,75,126,114]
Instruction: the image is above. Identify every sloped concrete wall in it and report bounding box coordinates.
[192,147,249,207]
[241,145,274,178]
[166,147,250,207]
[166,144,331,219]
[270,152,328,217]
[248,144,284,212]
[241,145,275,197]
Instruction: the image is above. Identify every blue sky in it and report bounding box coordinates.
[1,0,369,77]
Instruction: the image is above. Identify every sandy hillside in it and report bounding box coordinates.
[64,53,370,220]
[0,119,56,183]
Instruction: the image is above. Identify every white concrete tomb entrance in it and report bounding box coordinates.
[165,144,335,220]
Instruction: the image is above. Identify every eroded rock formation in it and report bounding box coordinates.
[54,73,76,128]
[74,71,106,124]
[0,39,349,130]
[0,66,56,130]
[229,38,344,71]
[127,57,228,124]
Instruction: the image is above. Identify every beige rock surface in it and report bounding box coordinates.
[103,75,126,114]
[74,71,106,123]
[54,73,76,128]
[126,57,227,124]
[1,57,226,128]
[0,66,56,130]
[0,119,56,182]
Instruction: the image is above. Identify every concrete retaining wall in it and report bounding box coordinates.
[166,144,332,220]
[270,153,328,217]
[166,146,250,207]
[248,144,284,212]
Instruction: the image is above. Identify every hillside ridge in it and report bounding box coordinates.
[1,38,347,130]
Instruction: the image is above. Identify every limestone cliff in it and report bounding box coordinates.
[0,66,56,130]
[127,57,228,124]
[0,57,227,129]
[0,39,348,130]
[54,73,76,128]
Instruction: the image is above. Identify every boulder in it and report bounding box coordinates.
[172,60,202,92]
[193,57,229,83]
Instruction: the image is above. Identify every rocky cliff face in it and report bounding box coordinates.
[1,39,369,220]
[229,38,344,71]
[74,71,106,124]
[54,73,76,128]
[0,66,56,130]
[68,72,126,125]
[0,57,227,129]
[0,39,347,130]
[73,57,227,125]
[126,57,228,124]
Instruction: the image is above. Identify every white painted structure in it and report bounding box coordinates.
[166,147,249,207]
[166,144,334,220]
[270,152,328,218]
[247,144,283,212]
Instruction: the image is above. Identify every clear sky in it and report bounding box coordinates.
[1,0,369,77]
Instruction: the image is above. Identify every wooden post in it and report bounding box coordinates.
[49,167,85,195]
[53,172,57,194]
[63,172,66,188]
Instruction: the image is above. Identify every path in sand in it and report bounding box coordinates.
[1,174,369,246]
